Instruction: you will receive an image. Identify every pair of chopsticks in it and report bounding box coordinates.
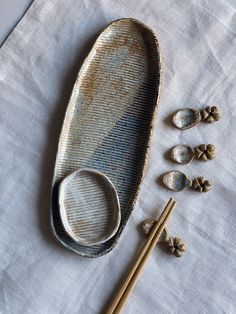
[105,198,176,314]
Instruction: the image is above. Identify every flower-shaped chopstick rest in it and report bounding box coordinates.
[172,106,221,130]
[162,171,212,192]
[170,144,216,164]
[141,220,186,257]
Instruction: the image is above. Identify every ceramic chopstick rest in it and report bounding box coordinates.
[172,106,221,130]
[141,220,186,257]
[162,171,212,192]
[170,144,216,164]
[164,234,186,257]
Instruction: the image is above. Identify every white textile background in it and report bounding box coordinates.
[0,0,236,313]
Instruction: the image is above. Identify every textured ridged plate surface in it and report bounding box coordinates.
[59,169,121,246]
[51,18,161,257]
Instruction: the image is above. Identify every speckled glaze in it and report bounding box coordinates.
[170,145,194,164]
[170,144,216,164]
[172,108,201,130]
[162,171,191,191]
[172,106,221,129]
[162,171,212,192]
[51,18,161,257]
[58,168,121,246]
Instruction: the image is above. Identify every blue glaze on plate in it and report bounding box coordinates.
[51,18,161,257]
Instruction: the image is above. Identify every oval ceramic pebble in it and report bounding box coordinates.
[162,171,192,191]
[170,145,194,164]
[172,108,201,129]
[51,18,161,257]
[59,169,121,246]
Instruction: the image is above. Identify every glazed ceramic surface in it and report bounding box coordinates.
[172,106,221,129]
[162,171,191,191]
[170,145,194,164]
[172,108,201,129]
[51,18,161,257]
[58,169,121,246]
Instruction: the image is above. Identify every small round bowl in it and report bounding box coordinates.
[59,168,121,246]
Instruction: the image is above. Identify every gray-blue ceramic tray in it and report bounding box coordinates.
[51,18,161,257]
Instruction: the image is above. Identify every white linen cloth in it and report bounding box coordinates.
[0,0,236,313]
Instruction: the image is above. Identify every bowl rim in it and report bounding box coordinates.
[58,168,121,246]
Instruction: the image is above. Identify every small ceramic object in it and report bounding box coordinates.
[141,219,167,240]
[194,144,216,161]
[59,169,121,246]
[141,220,186,257]
[170,144,216,164]
[142,218,156,235]
[191,176,212,192]
[164,236,186,257]
[162,171,212,192]
[172,106,221,129]
[51,18,161,257]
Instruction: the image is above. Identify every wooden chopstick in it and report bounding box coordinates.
[105,198,176,314]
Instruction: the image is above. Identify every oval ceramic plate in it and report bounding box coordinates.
[51,18,161,257]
